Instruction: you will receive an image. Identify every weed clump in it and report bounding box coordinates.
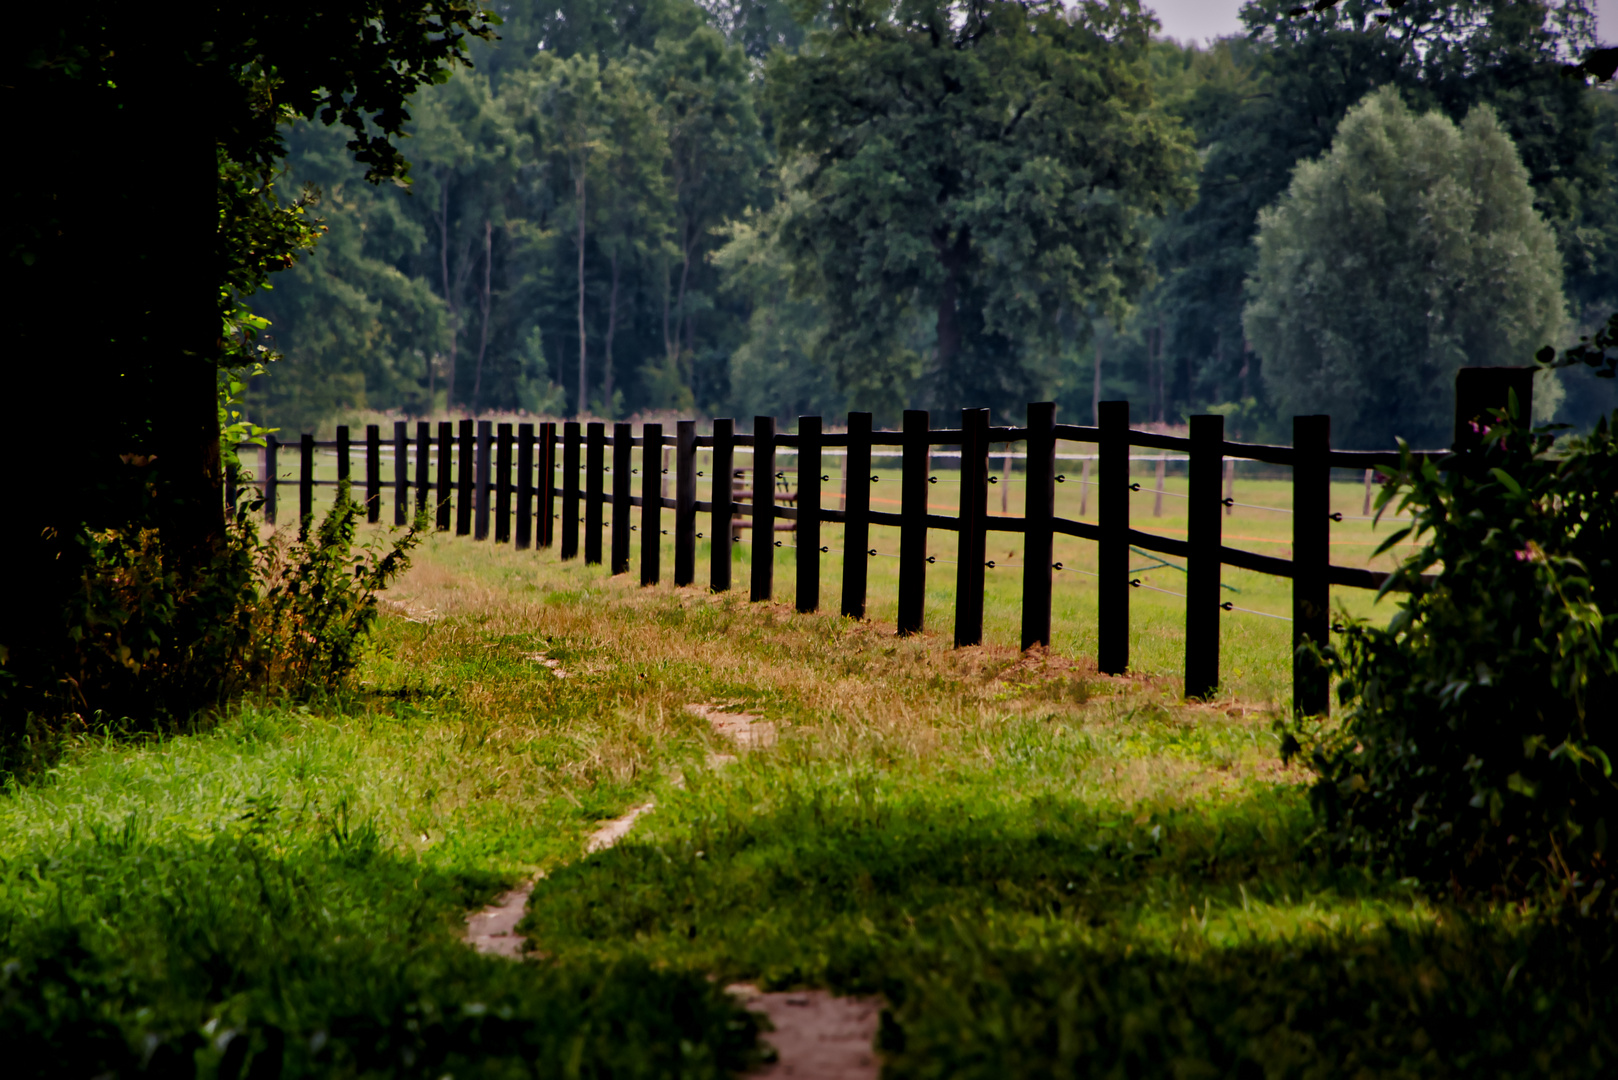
[1289,410,1617,910]
[3,483,418,773]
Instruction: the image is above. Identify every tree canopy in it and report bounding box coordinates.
[764,0,1195,417]
[1244,87,1566,448]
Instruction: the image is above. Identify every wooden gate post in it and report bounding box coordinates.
[394,421,410,526]
[612,422,634,574]
[1184,413,1225,699]
[796,416,822,612]
[495,423,513,543]
[456,419,474,536]
[299,433,314,530]
[955,408,990,647]
[710,419,735,591]
[1097,400,1130,674]
[750,416,776,602]
[560,421,581,559]
[366,424,382,524]
[841,413,873,619]
[641,423,663,585]
[585,422,605,564]
[436,422,453,531]
[263,433,278,524]
[539,422,556,549]
[897,410,930,635]
[516,423,534,548]
[1293,415,1331,717]
[1021,402,1057,651]
[675,420,698,586]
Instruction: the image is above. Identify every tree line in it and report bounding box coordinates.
[247,0,1618,445]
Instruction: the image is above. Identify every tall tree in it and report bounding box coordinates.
[1151,0,1605,420]
[3,3,494,721]
[594,64,676,413]
[1244,88,1566,448]
[644,28,768,408]
[766,0,1194,417]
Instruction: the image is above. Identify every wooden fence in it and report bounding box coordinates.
[235,395,1516,715]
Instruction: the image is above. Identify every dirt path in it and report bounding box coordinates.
[463,702,883,1076]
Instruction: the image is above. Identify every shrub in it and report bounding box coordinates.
[1288,405,1617,908]
[17,483,419,760]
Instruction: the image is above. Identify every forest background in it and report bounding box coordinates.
[248,0,1618,442]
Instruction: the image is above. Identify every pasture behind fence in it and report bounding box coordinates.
[232,369,1529,714]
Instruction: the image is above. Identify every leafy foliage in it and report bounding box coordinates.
[23,485,421,764]
[1244,87,1566,448]
[0,812,761,1077]
[1290,406,1618,907]
[1150,0,1612,427]
[766,0,1194,417]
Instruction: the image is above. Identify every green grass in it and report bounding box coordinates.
[2,529,1612,1076]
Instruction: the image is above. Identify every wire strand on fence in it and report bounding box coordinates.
[1130,579,1186,599]
[1220,602,1293,622]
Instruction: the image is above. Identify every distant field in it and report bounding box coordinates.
[248,443,1418,710]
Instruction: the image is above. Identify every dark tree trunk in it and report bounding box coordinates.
[576,172,588,416]
[604,252,621,412]
[3,62,223,705]
[440,176,459,409]
[933,227,971,399]
[471,219,492,413]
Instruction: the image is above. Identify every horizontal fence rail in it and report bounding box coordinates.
[231,405,1468,716]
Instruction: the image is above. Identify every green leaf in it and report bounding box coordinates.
[1488,468,1523,495]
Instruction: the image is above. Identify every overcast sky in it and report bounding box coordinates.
[1147,0,1616,46]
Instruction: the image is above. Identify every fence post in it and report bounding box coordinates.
[710,419,734,591]
[1021,402,1057,651]
[474,421,492,540]
[337,425,351,489]
[393,421,409,526]
[540,422,557,549]
[1454,366,1534,451]
[585,422,605,564]
[264,433,278,524]
[360,425,379,522]
[796,416,822,612]
[750,417,776,601]
[415,422,432,518]
[1097,400,1130,674]
[955,408,990,647]
[675,420,697,586]
[612,422,633,574]
[516,423,534,549]
[641,423,663,585]
[1293,415,1331,717]
[436,422,453,531]
[299,432,315,531]
[561,421,580,560]
[457,419,474,536]
[1184,413,1225,699]
[896,410,930,635]
[366,424,382,523]
[841,412,872,619]
[496,423,513,543]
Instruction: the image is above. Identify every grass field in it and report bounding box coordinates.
[7,512,1611,1076]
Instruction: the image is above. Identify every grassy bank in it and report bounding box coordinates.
[2,531,1611,1076]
